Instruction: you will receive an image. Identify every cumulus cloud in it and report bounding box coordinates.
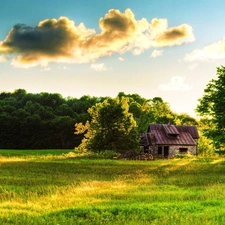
[159,76,192,91]
[185,38,225,61]
[148,18,195,47]
[151,49,163,58]
[90,63,107,71]
[0,9,195,68]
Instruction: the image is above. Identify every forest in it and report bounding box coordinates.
[0,88,198,150]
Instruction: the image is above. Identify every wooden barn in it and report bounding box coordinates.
[139,124,199,158]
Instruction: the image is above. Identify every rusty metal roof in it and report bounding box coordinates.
[162,124,180,135]
[152,130,196,145]
[176,125,200,139]
[146,124,199,146]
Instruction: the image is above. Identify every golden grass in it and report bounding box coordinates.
[1,153,225,224]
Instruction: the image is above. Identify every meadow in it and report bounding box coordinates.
[0,150,225,225]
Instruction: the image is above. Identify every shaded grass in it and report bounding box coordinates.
[0,152,225,224]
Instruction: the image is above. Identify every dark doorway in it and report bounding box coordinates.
[158,146,162,155]
[164,146,169,157]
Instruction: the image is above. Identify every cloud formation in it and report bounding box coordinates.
[148,18,195,47]
[185,38,225,61]
[151,49,163,58]
[90,63,107,71]
[159,76,192,91]
[0,9,194,68]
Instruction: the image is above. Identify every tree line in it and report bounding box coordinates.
[0,89,107,149]
[0,89,198,150]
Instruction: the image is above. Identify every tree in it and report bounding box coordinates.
[197,119,214,155]
[174,113,198,126]
[196,66,225,150]
[117,93,177,133]
[0,89,97,149]
[75,97,139,153]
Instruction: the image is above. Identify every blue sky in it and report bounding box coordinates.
[1,0,225,116]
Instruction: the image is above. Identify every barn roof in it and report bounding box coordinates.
[146,124,199,146]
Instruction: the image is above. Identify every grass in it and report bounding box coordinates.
[0,150,225,224]
[0,149,72,156]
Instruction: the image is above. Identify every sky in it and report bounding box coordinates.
[1,0,225,117]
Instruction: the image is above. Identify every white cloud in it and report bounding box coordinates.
[132,48,145,56]
[151,49,163,58]
[118,57,124,61]
[185,38,225,61]
[159,76,192,91]
[90,63,107,71]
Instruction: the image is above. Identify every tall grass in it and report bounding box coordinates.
[0,150,225,224]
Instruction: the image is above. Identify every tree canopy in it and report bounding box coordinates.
[0,89,104,149]
[75,97,139,153]
[0,89,198,151]
[196,66,225,150]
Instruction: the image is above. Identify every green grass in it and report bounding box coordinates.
[0,149,72,156]
[0,150,225,224]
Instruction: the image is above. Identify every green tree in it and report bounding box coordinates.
[117,93,176,133]
[52,116,75,148]
[174,113,198,126]
[196,66,225,150]
[75,97,139,153]
[148,97,175,124]
[197,119,214,155]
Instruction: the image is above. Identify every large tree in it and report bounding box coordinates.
[196,66,225,150]
[75,97,139,153]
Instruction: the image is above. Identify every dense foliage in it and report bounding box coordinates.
[75,97,139,153]
[197,66,225,150]
[0,89,105,149]
[0,89,198,150]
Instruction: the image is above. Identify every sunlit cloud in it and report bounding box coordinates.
[132,48,145,55]
[159,76,192,91]
[0,9,194,68]
[148,18,195,47]
[151,49,163,58]
[118,57,124,61]
[185,38,225,61]
[90,63,107,71]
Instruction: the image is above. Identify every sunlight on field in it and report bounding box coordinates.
[0,152,225,224]
[210,158,225,164]
[0,156,27,162]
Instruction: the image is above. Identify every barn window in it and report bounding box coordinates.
[179,148,188,154]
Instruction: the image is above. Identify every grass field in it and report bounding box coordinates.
[0,150,225,224]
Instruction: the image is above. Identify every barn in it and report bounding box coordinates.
[139,124,200,158]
